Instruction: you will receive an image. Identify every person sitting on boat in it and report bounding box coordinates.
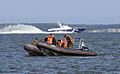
[79,39,89,50]
[64,34,74,48]
[56,39,62,47]
[45,33,56,45]
[31,38,40,46]
[57,38,67,48]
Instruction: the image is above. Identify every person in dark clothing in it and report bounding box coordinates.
[44,37,48,42]
[52,37,56,45]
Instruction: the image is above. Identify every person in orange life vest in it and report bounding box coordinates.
[56,39,62,47]
[45,33,56,45]
[61,37,67,48]
[64,34,74,48]
[57,38,67,48]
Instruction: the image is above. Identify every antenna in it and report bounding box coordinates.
[57,20,62,28]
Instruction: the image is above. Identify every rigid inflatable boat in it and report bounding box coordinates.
[24,43,97,56]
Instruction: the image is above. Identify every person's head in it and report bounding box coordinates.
[57,39,61,43]
[58,39,61,42]
[35,38,38,40]
[50,33,52,35]
[81,39,84,42]
[64,35,67,38]
[50,33,54,37]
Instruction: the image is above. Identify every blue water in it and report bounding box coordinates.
[0,23,120,74]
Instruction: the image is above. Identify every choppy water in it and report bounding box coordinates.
[0,23,120,74]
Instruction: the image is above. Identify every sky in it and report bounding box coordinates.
[0,0,120,24]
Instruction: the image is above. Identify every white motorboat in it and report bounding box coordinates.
[47,21,86,34]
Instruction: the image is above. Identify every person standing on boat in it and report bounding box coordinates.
[64,34,74,48]
[45,33,56,45]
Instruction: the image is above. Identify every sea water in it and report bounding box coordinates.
[0,23,120,74]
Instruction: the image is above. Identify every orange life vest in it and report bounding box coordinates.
[57,40,67,48]
[57,40,63,47]
[62,40,67,48]
[47,35,53,44]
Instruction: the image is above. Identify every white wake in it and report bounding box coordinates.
[0,24,43,34]
[88,28,120,33]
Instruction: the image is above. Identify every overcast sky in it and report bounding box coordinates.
[0,0,120,24]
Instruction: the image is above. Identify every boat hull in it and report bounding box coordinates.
[37,43,97,56]
[24,43,97,56]
[24,44,44,56]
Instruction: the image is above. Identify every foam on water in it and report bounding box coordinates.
[88,28,120,33]
[0,24,43,34]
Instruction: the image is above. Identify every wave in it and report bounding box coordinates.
[88,28,120,33]
[0,24,43,34]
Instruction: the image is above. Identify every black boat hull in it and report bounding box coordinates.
[24,43,97,56]
[24,44,44,56]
